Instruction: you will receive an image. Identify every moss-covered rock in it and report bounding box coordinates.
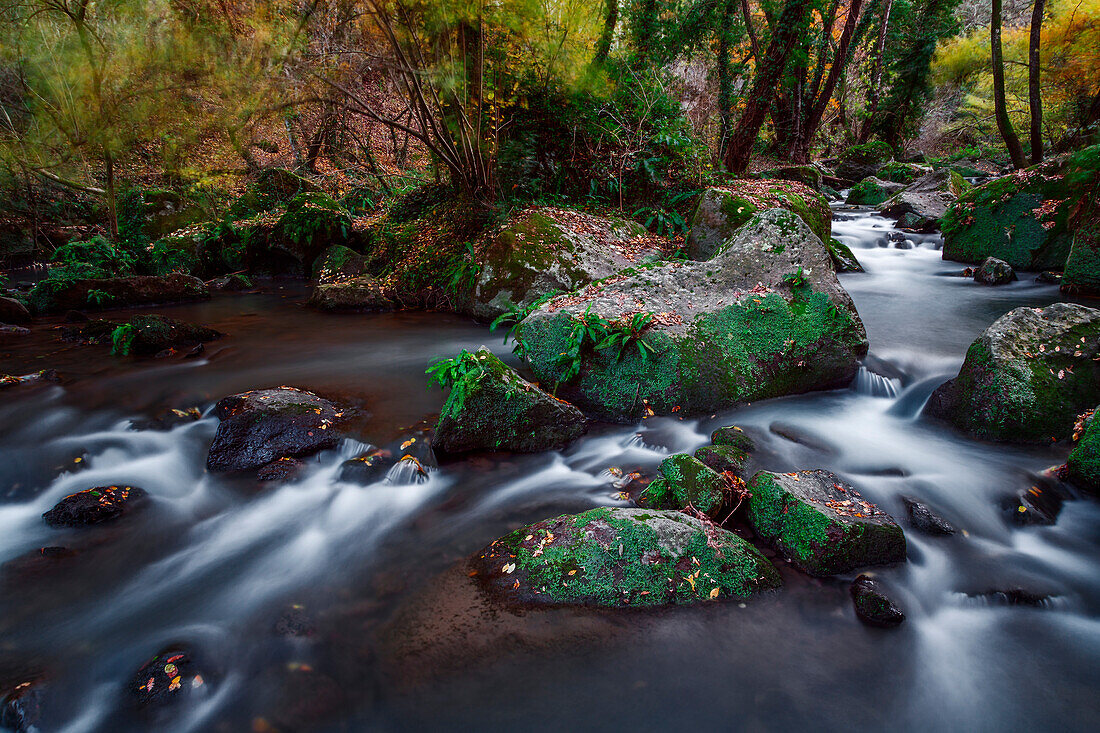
[693,444,749,475]
[850,575,905,627]
[942,146,1100,269]
[471,207,660,321]
[1067,408,1099,492]
[836,142,893,182]
[974,256,1017,285]
[516,209,868,421]
[469,507,781,607]
[746,470,906,577]
[308,277,393,312]
[711,425,756,453]
[42,485,148,527]
[312,244,368,283]
[759,165,824,191]
[846,177,904,206]
[687,181,831,260]
[29,273,209,314]
[1061,217,1100,296]
[878,169,969,231]
[64,314,221,356]
[432,347,586,454]
[637,453,729,517]
[877,162,927,185]
[824,238,864,273]
[924,303,1100,442]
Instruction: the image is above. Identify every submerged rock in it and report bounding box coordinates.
[432,347,586,454]
[850,575,905,627]
[517,209,867,421]
[338,448,394,485]
[42,486,148,527]
[0,369,59,392]
[206,387,345,472]
[924,303,1100,442]
[687,181,831,259]
[900,496,957,536]
[128,647,210,709]
[32,273,209,314]
[746,470,906,576]
[1067,408,1099,492]
[637,453,730,517]
[846,177,905,206]
[0,296,31,325]
[974,257,1016,285]
[469,507,781,607]
[65,315,220,356]
[878,169,969,231]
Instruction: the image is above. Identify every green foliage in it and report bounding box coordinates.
[277,192,351,248]
[783,267,807,287]
[549,306,658,388]
[111,323,136,356]
[490,291,562,355]
[86,289,115,307]
[426,349,489,408]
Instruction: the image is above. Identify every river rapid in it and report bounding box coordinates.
[1,208,1098,732]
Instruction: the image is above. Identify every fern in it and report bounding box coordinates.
[111,323,136,356]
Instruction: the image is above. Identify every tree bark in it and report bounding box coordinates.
[594,0,619,63]
[717,0,735,156]
[1028,0,1045,164]
[724,0,814,173]
[858,0,894,144]
[992,0,1027,169]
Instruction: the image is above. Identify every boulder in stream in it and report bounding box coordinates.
[1061,216,1100,296]
[0,296,31,325]
[900,496,957,536]
[206,387,345,472]
[746,470,906,576]
[835,142,893,182]
[30,273,209,314]
[516,209,868,421]
[308,244,395,312]
[64,315,221,356]
[637,453,731,517]
[1067,407,1099,492]
[128,647,210,710]
[924,303,1100,442]
[432,347,586,455]
[42,486,148,527]
[469,506,781,607]
[878,169,969,231]
[974,257,1017,285]
[845,177,905,206]
[1,680,43,733]
[850,575,905,627]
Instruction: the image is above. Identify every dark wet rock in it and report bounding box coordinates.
[846,177,905,206]
[338,448,395,485]
[206,387,345,472]
[1,680,43,733]
[470,207,659,321]
[974,257,1017,285]
[1006,483,1065,526]
[746,470,906,576]
[63,309,89,322]
[32,273,209,314]
[694,444,750,476]
[184,343,204,358]
[0,325,30,338]
[878,169,969,230]
[384,456,432,485]
[687,182,832,259]
[257,457,304,482]
[924,303,1100,442]
[0,296,30,324]
[835,142,893,182]
[712,425,757,453]
[128,648,209,709]
[1067,407,1099,492]
[389,427,438,469]
[769,422,837,455]
[637,453,730,517]
[432,347,586,455]
[469,506,781,607]
[42,486,148,527]
[942,145,1100,270]
[308,258,394,312]
[313,244,369,284]
[825,237,864,272]
[209,273,253,291]
[64,315,220,356]
[850,575,905,627]
[901,496,957,536]
[129,406,201,432]
[0,369,59,392]
[518,209,867,421]
[274,604,316,637]
[967,587,1054,607]
[1036,271,1062,284]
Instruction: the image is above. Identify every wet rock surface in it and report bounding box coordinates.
[128,648,210,709]
[974,257,1016,285]
[42,486,148,528]
[0,296,31,325]
[64,314,221,356]
[33,273,209,314]
[901,496,957,536]
[850,575,905,627]
[638,453,731,517]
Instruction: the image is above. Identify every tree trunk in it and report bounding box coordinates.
[858,0,894,144]
[992,0,1027,169]
[724,0,813,173]
[594,0,619,63]
[1028,0,1045,164]
[717,0,735,157]
[105,150,118,240]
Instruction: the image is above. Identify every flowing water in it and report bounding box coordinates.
[1,208,1098,732]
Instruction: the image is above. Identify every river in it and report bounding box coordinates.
[1,207,1098,732]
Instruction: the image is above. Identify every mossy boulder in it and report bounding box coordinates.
[824,237,864,272]
[308,277,393,312]
[638,454,729,517]
[207,387,346,472]
[712,425,756,453]
[469,507,781,607]
[746,470,906,576]
[432,347,586,455]
[694,444,749,475]
[878,169,970,231]
[846,177,904,206]
[247,193,354,276]
[877,162,927,185]
[29,273,209,314]
[835,142,893,182]
[64,315,221,356]
[312,244,368,283]
[516,209,868,421]
[470,207,659,321]
[942,146,1100,269]
[1067,408,1100,492]
[924,303,1100,442]
[1061,217,1100,296]
[974,257,1017,285]
[118,187,206,243]
[759,165,824,191]
[687,182,831,260]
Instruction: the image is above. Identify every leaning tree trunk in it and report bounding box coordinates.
[1028,0,1046,164]
[724,0,814,173]
[992,0,1027,169]
[858,0,894,144]
[594,0,618,63]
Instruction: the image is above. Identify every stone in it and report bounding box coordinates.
[0,296,31,324]
[835,142,893,182]
[128,647,210,709]
[0,370,59,391]
[469,507,781,607]
[637,453,730,517]
[825,237,865,272]
[206,387,345,472]
[845,177,905,206]
[64,315,220,356]
[711,426,757,453]
[1,680,43,733]
[432,347,586,454]
[924,303,1100,442]
[308,276,394,312]
[746,470,906,576]
[974,257,1017,285]
[1061,216,1100,296]
[42,485,148,527]
[900,496,957,536]
[693,444,749,476]
[30,273,209,314]
[516,209,868,421]
[1067,407,1099,492]
[878,169,969,231]
[850,575,905,627]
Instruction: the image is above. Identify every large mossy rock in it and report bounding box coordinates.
[925,303,1100,442]
[207,387,345,472]
[432,347,586,454]
[687,181,831,260]
[1061,218,1100,296]
[878,169,969,230]
[846,177,905,206]
[245,192,355,276]
[1067,408,1100,492]
[30,273,209,314]
[470,207,660,321]
[0,296,31,325]
[942,146,1100,269]
[118,187,206,243]
[469,507,781,607]
[746,470,906,576]
[516,209,868,421]
[835,142,893,182]
[307,244,394,312]
[638,453,730,517]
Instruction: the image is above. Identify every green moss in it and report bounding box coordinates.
[1062,220,1100,296]
[638,454,728,514]
[846,179,891,206]
[747,472,837,566]
[711,184,831,242]
[693,444,748,474]
[711,426,756,453]
[1068,410,1100,491]
[877,162,922,185]
[824,237,864,272]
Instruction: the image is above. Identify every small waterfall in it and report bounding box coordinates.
[853,366,901,398]
[385,455,431,485]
